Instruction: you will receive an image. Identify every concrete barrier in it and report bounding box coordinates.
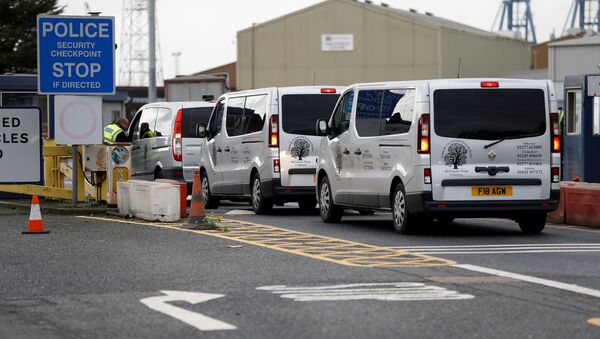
[155,179,187,219]
[565,182,600,228]
[547,182,578,224]
[117,180,181,222]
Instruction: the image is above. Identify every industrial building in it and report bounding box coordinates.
[236,0,531,90]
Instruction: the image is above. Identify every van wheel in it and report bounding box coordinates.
[392,182,411,234]
[357,209,375,215]
[251,174,272,214]
[518,213,546,234]
[319,176,343,223]
[154,169,163,180]
[201,172,219,209]
[298,198,317,211]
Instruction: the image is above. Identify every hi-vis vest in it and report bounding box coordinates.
[103,124,123,143]
[142,130,158,138]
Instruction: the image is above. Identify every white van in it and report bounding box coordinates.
[197,86,343,213]
[316,79,561,234]
[128,101,215,190]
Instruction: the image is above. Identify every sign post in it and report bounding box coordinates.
[37,15,115,205]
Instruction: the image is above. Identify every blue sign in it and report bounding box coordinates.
[37,15,115,95]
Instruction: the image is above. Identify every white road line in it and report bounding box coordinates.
[386,243,600,249]
[257,283,474,301]
[454,264,600,298]
[418,249,600,254]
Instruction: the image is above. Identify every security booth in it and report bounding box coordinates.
[563,74,600,183]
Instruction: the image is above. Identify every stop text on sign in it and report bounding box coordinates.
[37,15,115,95]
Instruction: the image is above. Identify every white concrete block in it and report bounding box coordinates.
[128,181,181,222]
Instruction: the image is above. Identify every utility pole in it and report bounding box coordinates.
[172,52,182,76]
[148,0,157,102]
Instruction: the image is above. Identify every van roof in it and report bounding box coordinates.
[349,78,552,89]
[220,86,346,97]
[143,101,215,109]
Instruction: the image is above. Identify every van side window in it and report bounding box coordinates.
[331,91,354,137]
[244,94,267,134]
[381,89,414,136]
[594,97,600,136]
[566,90,582,135]
[133,107,158,140]
[226,97,246,136]
[154,107,172,137]
[207,100,225,139]
[355,89,414,137]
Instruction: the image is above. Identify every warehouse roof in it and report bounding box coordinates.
[548,35,600,47]
[239,0,511,40]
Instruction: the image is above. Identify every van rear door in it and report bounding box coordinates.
[430,81,551,201]
[182,105,215,182]
[278,88,340,187]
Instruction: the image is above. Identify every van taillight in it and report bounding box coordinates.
[424,168,431,184]
[321,88,337,94]
[417,114,430,154]
[173,108,183,161]
[273,159,280,173]
[552,167,560,183]
[550,113,560,153]
[269,115,279,148]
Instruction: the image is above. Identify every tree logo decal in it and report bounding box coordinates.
[443,142,469,169]
[210,144,217,165]
[334,145,343,174]
[289,137,313,161]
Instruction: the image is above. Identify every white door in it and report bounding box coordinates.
[221,96,245,195]
[430,84,551,202]
[327,91,355,205]
[205,100,226,194]
[130,107,158,180]
[278,89,341,188]
[182,105,214,182]
[353,88,416,207]
[240,94,268,194]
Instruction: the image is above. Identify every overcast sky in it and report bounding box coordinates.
[57,0,575,82]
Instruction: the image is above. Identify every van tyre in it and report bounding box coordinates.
[518,213,547,234]
[392,182,411,234]
[251,174,272,214]
[201,172,220,209]
[298,198,317,211]
[319,176,343,223]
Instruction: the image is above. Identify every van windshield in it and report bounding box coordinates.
[433,89,546,140]
[182,107,213,138]
[282,94,340,135]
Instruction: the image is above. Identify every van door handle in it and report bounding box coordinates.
[217,147,222,153]
[354,149,362,155]
[343,148,350,155]
[224,147,231,152]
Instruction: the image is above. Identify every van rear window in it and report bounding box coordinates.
[433,89,546,140]
[182,107,213,138]
[282,94,340,136]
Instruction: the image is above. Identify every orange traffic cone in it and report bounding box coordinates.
[22,195,49,234]
[184,170,214,230]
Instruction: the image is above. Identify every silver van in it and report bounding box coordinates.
[196,86,343,213]
[316,79,561,234]
[128,101,215,189]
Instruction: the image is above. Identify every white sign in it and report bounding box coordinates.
[54,95,102,145]
[0,108,42,183]
[587,75,600,97]
[140,290,237,331]
[321,34,354,51]
[257,282,474,301]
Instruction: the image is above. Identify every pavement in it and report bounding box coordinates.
[0,201,599,338]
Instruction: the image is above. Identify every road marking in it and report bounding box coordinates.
[224,209,255,215]
[78,216,454,268]
[454,264,600,298]
[386,243,600,254]
[257,282,474,301]
[587,318,600,327]
[140,290,236,331]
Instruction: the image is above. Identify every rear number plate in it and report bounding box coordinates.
[471,186,513,196]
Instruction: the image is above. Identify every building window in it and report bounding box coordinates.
[566,90,582,135]
[594,96,600,136]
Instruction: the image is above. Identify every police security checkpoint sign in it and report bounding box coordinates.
[0,108,42,184]
[37,15,115,95]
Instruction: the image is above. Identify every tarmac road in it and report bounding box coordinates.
[0,203,599,338]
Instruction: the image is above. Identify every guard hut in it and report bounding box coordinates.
[563,73,600,182]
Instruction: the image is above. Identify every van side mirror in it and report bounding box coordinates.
[196,123,207,138]
[316,119,328,136]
